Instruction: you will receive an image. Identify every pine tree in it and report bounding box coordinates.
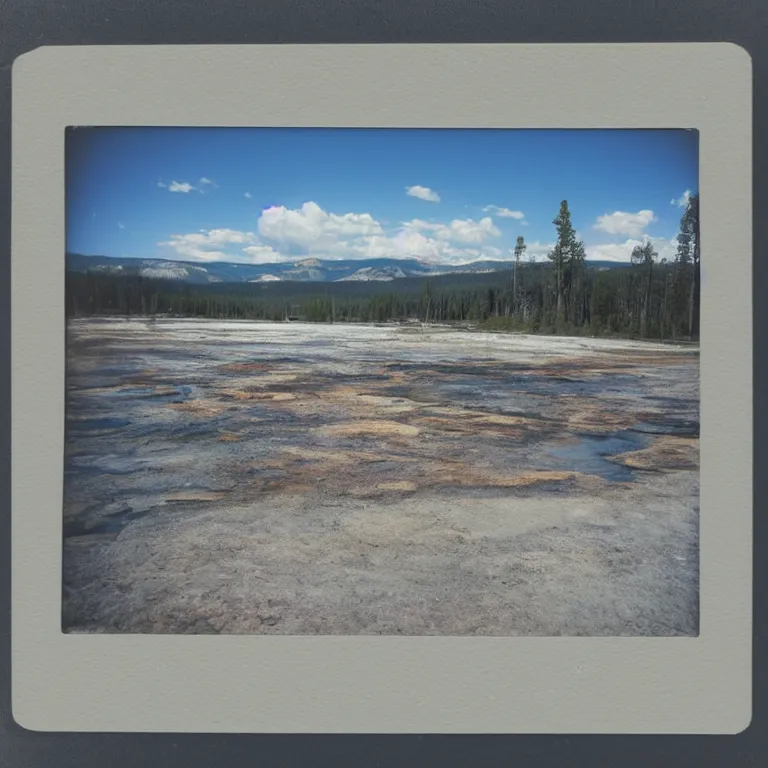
[630,238,658,338]
[422,280,434,323]
[548,200,583,324]
[513,235,526,317]
[675,192,700,338]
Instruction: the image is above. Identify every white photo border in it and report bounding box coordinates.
[11,43,752,733]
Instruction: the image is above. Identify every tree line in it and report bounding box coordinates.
[66,195,700,341]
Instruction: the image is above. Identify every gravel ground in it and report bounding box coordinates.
[63,317,699,636]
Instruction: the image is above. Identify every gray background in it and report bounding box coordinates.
[1,0,765,765]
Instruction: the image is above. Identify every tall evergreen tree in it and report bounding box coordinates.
[513,235,526,316]
[630,238,658,338]
[675,192,700,338]
[548,200,585,325]
[422,280,434,323]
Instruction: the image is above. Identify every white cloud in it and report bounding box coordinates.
[118,222,125,230]
[405,185,441,203]
[160,228,279,263]
[586,236,677,264]
[516,240,555,263]
[160,201,530,267]
[172,228,256,248]
[646,237,678,263]
[258,200,504,261]
[258,201,383,252]
[403,216,501,245]
[254,202,507,264]
[593,209,655,237]
[586,239,640,263]
[244,192,252,199]
[354,232,500,265]
[448,217,501,244]
[158,180,197,194]
[479,246,504,260]
[241,244,285,263]
[671,189,692,207]
[483,205,526,220]
[199,177,215,186]
[357,231,445,263]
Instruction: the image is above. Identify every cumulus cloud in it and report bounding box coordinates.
[252,202,506,264]
[358,231,447,263]
[241,244,285,263]
[478,239,560,264]
[158,180,197,194]
[353,231,502,265]
[405,185,441,203]
[478,246,504,260]
[199,177,216,187]
[159,201,531,267]
[186,228,257,246]
[593,209,655,237]
[118,222,125,230]
[522,241,557,262]
[403,216,501,245]
[159,228,283,263]
[586,236,677,264]
[258,201,383,253]
[671,189,692,207]
[244,192,252,199]
[170,182,196,193]
[483,205,526,221]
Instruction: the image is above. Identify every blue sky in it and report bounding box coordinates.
[66,127,698,265]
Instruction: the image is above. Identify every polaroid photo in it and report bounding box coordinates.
[11,43,752,733]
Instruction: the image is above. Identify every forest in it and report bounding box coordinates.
[66,195,700,341]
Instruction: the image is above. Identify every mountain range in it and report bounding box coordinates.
[66,253,631,285]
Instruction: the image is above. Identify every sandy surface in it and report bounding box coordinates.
[63,318,699,636]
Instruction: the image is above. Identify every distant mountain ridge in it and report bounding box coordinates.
[66,253,632,284]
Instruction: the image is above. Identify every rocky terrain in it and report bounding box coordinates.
[62,318,699,636]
